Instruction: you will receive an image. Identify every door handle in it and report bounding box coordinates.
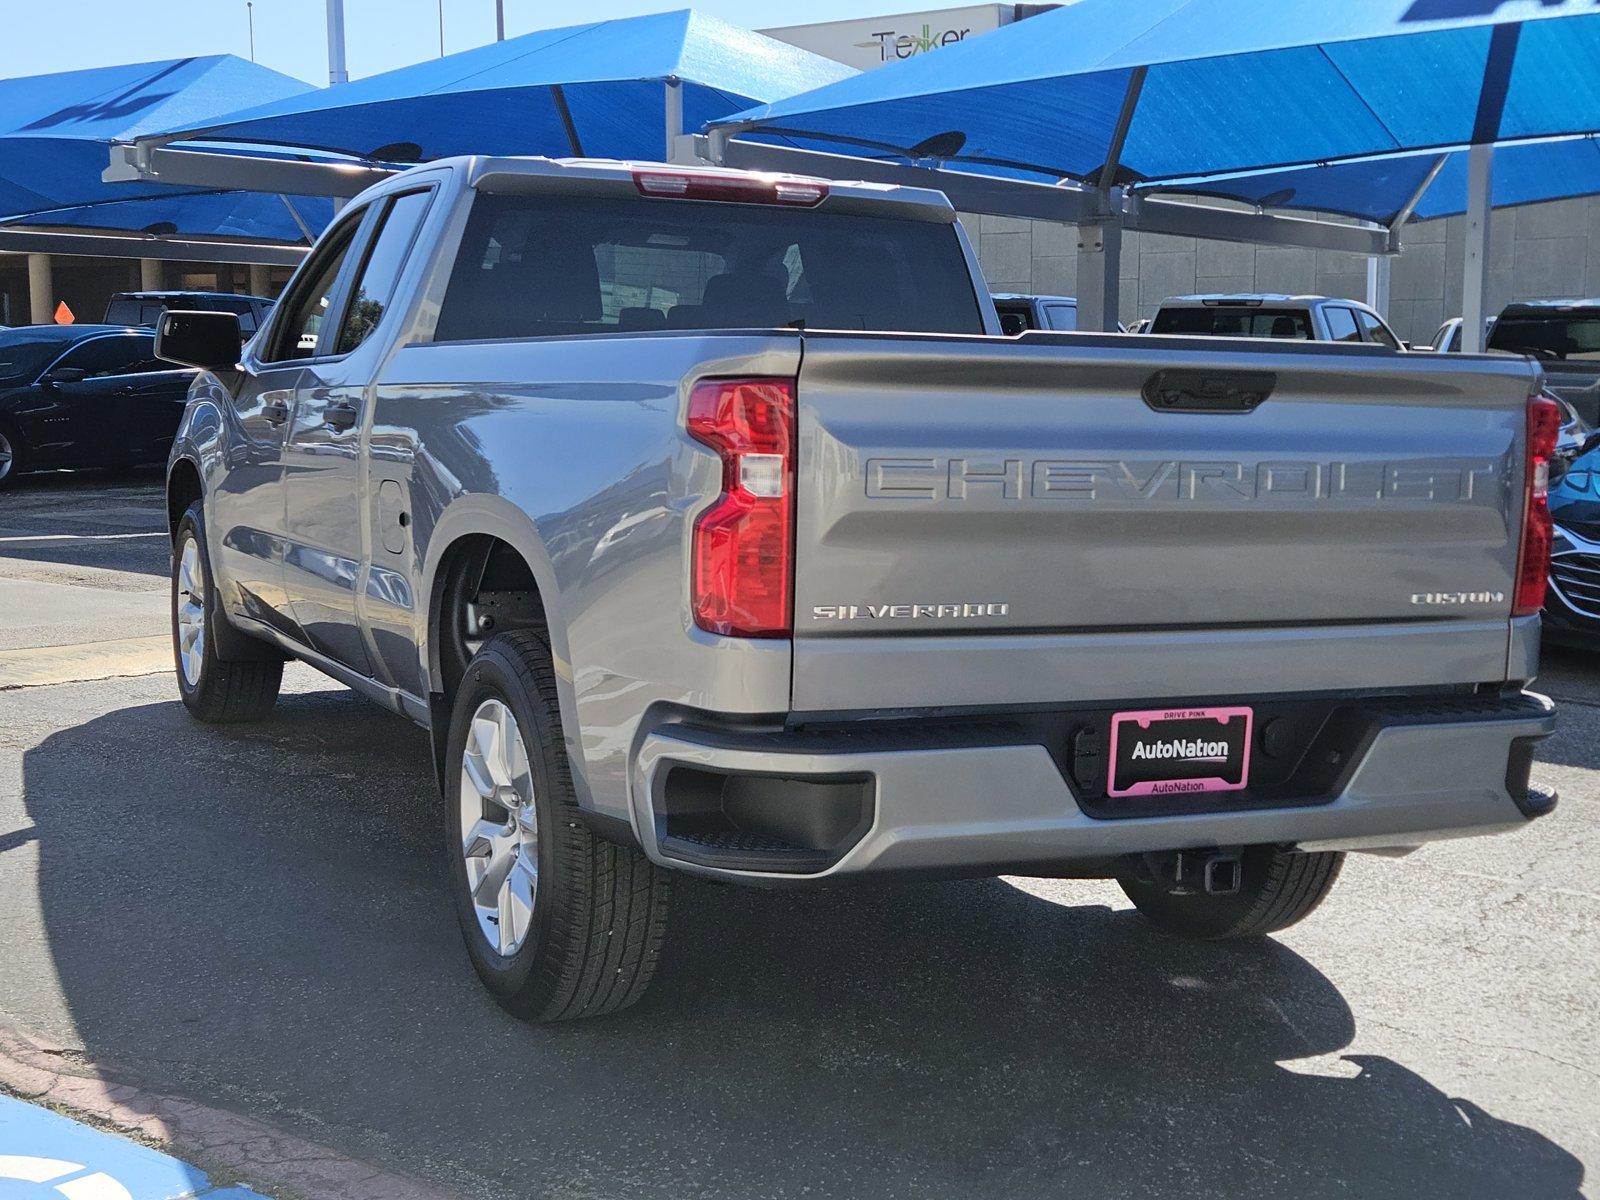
[324,400,359,432]
[262,400,290,426]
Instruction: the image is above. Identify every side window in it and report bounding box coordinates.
[1324,306,1362,342]
[55,335,143,377]
[1430,322,1453,351]
[1045,303,1078,331]
[264,219,362,362]
[334,190,433,355]
[1357,309,1403,350]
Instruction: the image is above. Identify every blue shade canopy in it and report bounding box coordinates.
[718,0,1600,185]
[0,54,321,237]
[1146,137,1600,225]
[156,10,856,164]
[1,190,336,242]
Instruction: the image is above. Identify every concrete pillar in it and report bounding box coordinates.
[1461,143,1494,355]
[140,258,164,291]
[248,264,272,298]
[1365,256,1392,317]
[1075,216,1123,333]
[27,253,52,324]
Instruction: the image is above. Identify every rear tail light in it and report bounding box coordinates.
[632,169,828,207]
[687,378,796,637]
[1514,392,1563,616]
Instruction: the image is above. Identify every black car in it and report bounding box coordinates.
[103,291,275,339]
[0,325,197,487]
[1489,300,1600,426]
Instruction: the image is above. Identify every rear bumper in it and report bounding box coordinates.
[629,692,1557,883]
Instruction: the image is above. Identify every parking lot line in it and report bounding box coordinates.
[0,1094,265,1199]
[0,636,171,690]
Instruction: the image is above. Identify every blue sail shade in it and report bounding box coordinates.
[153,10,856,165]
[0,55,328,242]
[1146,138,1600,225]
[717,0,1600,186]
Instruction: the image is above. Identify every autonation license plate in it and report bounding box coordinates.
[1107,706,1253,798]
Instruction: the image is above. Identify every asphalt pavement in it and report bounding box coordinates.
[0,470,1594,1200]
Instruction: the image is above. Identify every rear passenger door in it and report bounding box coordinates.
[36,333,151,465]
[281,187,435,679]
[1323,306,1362,343]
[213,216,364,643]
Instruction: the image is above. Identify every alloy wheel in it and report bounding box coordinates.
[458,698,540,956]
[176,535,207,687]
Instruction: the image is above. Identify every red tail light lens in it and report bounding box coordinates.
[1514,393,1563,616]
[687,378,796,637]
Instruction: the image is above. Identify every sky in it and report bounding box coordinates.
[0,0,938,85]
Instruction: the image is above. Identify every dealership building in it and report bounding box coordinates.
[4,3,1598,344]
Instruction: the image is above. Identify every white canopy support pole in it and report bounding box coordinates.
[1366,255,1392,316]
[664,78,685,163]
[1076,207,1123,333]
[140,258,164,290]
[1462,142,1494,354]
[326,0,349,86]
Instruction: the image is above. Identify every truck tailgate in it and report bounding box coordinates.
[791,333,1538,713]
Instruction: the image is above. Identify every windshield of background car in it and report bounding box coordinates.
[1490,315,1600,361]
[1151,307,1313,339]
[434,192,986,340]
[0,334,71,384]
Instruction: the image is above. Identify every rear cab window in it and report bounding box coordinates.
[433,192,985,341]
[1152,306,1313,339]
[1490,313,1600,361]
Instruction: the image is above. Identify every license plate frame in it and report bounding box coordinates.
[1106,706,1254,799]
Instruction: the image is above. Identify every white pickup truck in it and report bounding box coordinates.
[1153,293,1405,348]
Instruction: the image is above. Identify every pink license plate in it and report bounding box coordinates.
[1107,706,1253,799]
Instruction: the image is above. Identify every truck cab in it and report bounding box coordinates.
[1152,293,1405,349]
[992,293,1077,335]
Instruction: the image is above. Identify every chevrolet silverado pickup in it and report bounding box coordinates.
[155,156,1559,1022]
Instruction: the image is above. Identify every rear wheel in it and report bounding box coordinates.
[1118,845,1344,940]
[445,629,672,1021]
[0,423,24,488]
[172,502,283,723]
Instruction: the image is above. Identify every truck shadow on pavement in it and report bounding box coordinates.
[18,686,1586,1200]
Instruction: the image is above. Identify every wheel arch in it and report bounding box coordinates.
[420,499,581,795]
[166,456,203,541]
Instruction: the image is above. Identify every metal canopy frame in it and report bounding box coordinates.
[0,226,307,265]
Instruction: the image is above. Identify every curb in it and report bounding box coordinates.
[0,1024,456,1200]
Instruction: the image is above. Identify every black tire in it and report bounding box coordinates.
[1118,845,1344,940]
[444,628,672,1021]
[0,420,25,489]
[171,502,283,723]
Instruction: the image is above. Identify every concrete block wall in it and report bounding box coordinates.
[961,194,1600,346]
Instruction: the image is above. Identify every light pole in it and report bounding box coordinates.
[496,0,506,41]
[326,0,349,85]
[246,1,255,62]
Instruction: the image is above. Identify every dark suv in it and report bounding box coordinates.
[104,291,276,339]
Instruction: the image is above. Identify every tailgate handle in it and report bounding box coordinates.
[1142,369,1276,414]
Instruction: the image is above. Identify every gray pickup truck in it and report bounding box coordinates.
[155,156,1559,1022]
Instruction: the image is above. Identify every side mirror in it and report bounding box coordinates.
[155,310,241,371]
[41,366,88,386]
